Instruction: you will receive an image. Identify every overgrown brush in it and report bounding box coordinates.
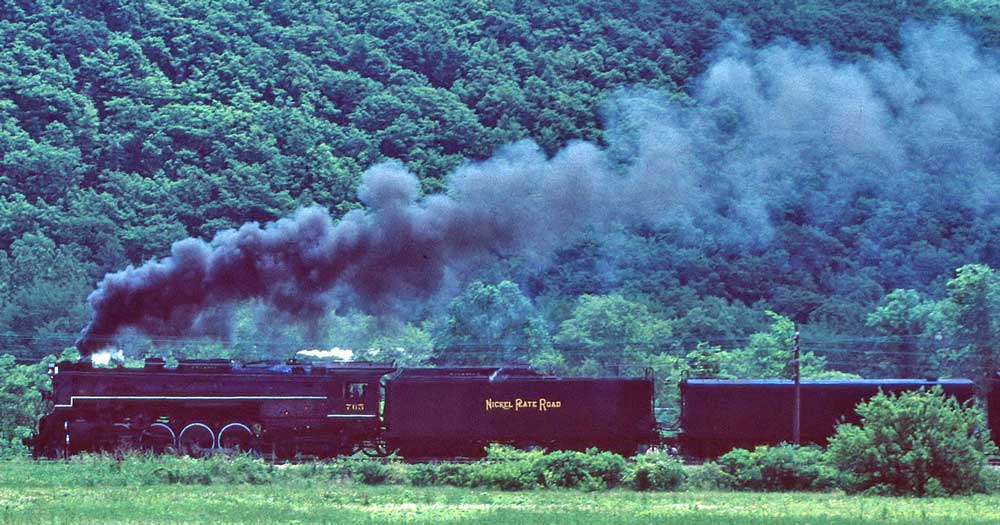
[330,453,407,485]
[623,451,685,491]
[537,449,626,490]
[981,466,1000,494]
[715,444,834,491]
[826,387,998,496]
[462,444,545,490]
[19,452,285,486]
[398,446,629,491]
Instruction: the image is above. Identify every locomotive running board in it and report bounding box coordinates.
[53,395,327,408]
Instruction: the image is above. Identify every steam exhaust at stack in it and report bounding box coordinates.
[76,146,646,355]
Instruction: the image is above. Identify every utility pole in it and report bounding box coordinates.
[792,326,801,446]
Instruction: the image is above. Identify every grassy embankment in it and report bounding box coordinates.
[1,458,998,525]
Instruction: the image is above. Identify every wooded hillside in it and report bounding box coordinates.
[3,1,1000,387]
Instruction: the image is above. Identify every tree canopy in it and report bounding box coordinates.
[2,0,1000,397]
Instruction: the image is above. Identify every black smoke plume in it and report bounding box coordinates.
[77,21,1000,355]
[77,150,648,355]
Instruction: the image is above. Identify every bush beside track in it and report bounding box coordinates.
[5,445,998,495]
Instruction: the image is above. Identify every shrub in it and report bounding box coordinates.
[212,453,274,484]
[482,443,546,463]
[684,462,727,490]
[60,452,279,486]
[407,463,440,486]
[435,463,473,487]
[0,355,53,458]
[754,444,835,491]
[579,448,627,488]
[826,387,998,496]
[467,459,540,490]
[980,466,1000,494]
[624,451,686,491]
[536,449,625,489]
[537,451,591,488]
[400,461,474,488]
[714,448,761,489]
[352,460,392,485]
[294,461,326,480]
[146,453,276,485]
[151,456,214,485]
[716,444,833,491]
[330,454,400,485]
[463,445,543,490]
[395,446,650,491]
[461,445,626,491]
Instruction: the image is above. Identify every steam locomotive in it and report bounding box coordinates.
[25,357,1000,459]
[26,358,657,458]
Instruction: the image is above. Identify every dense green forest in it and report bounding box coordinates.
[3,0,1000,395]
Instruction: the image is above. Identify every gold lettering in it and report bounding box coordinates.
[486,397,560,412]
[514,398,539,411]
[485,398,513,411]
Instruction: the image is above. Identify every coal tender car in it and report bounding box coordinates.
[678,378,977,457]
[28,358,395,458]
[382,367,659,456]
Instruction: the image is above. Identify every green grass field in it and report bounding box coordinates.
[2,459,999,525]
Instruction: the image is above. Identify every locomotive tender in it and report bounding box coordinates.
[25,357,1000,459]
[383,367,658,456]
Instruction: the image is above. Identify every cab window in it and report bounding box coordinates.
[345,382,367,400]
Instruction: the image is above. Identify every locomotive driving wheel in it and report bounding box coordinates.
[178,422,215,457]
[107,423,134,454]
[139,423,177,453]
[217,422,259,456]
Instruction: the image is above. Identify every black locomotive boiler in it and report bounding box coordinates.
[27,358,395,458]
